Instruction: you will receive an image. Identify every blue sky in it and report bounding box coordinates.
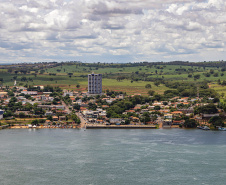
[0,0,225,63]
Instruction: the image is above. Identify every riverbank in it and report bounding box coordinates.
[9,125,80,129]
[0,125,9,130]
[8,124,157,129]
[85,124,157,129]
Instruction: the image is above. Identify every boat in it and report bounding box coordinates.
[28,124,32,128]
[197,126,203,129]
[218,127,226,131]
[33,125,37,128]
[202,126,210,130]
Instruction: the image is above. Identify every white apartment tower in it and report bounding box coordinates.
[88,73,102,94]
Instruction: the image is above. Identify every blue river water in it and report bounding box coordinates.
[0,128,226,185]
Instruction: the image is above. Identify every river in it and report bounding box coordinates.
[0,128,226,185]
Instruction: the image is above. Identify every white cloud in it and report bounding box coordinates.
[0,0,226,63]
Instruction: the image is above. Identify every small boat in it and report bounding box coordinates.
[33,125,37,128]
[197,126,203,129]
[218,127,226,131]
[28,124,32,128]
[202,126,210,130]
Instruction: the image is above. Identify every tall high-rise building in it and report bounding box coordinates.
[88,73,102,94]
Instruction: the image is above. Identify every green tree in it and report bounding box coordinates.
[210,69,214,74]
[47,115,53,121]
[124,119,130,125]
[154,106,161,110]
[213,72,219,77]
[148,90,155,96]
[24,103,33,111]
[204,73,211,77]
[8,91,15,97]
[31,119,39,125]
[3,111,13,118]
[40,70,45,74]
[194,74,200,80]
[88,102,97,111]
[34,107,45,115]
[19,112,26,118]
[194,104,218,115]
[208,116,224,127]
[145,84,152,89]
[73,103,80,111]
[141,112,151,124]
[71,114,81,124]
[184,119,197,128]
[154,81,160,87]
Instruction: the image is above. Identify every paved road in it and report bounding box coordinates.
[62,101,86,128]
[62,101,71,114]
[76,112,87,128]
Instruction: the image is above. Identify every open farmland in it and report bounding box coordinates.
[209,83,226,99]
[1,61,226,96]
[80,79,171,95]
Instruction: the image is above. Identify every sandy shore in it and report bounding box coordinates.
[10,126,29,129]
[10,125,80,129]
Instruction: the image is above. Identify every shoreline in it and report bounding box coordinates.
[86,125,157,129]
[9,125,80,129]
[1,124,212,130]
[7,124,157,129]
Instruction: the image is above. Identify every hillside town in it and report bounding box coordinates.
[0,73,225,130]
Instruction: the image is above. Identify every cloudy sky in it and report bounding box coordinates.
[0,0,226,63]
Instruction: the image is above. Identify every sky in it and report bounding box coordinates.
[0,0,226,63]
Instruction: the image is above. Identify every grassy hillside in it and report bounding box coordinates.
[1,62,226,96]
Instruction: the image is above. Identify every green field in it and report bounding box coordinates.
[44,64,224,81]
[0,72,169,95]
[209,83,226,98]
[1,63,226,96]
[45,64,219,75]
[81,79,171,95]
